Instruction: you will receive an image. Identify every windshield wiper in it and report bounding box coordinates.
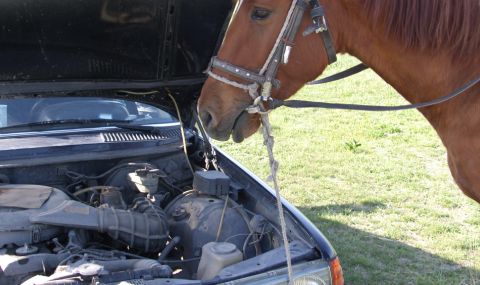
[0,119,134,131]
[110,124,168,134]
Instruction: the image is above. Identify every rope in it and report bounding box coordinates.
[260,0,299,75]
[260,113,294,284]
[226,0,298,75]
[206,2,303,282]
[233,0,244,16]
[207,71,259,99]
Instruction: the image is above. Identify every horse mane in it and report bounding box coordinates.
[361,0,480,56]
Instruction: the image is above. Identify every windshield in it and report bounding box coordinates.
[0,97,177,132]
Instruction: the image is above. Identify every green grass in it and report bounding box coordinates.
[214,55,480,285]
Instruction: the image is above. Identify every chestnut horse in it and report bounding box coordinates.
[197,0,480,203]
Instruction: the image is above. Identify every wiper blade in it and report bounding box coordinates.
[110,124,165,134]
[0,119,133,131]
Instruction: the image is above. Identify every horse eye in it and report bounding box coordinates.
[251,7,271,21]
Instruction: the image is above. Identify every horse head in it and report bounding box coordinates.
[198,0,339,142]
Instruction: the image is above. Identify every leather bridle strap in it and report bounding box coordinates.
[208,57,280,89]
[268,75,480,111]
[308,63,368,85]
[304,0,337,64]
[258,0,309,99]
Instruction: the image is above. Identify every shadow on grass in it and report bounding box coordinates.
[299,203,479,285]
[307,200,386,215]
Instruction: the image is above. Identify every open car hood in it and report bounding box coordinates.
[0,0,232,107]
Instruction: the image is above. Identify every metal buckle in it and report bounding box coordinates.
[314,16,328,33]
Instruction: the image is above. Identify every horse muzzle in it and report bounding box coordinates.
[198,105,259,143]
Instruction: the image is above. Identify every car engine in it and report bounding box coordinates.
[0,157,288,285]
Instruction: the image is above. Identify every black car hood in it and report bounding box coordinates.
[0,0,232,107]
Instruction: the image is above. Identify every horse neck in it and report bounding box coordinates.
[326,0,480,135]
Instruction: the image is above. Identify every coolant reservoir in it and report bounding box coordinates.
[127,169,160,194]
[197,242,243,280]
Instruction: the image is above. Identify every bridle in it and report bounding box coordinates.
[205,0,480,114]
[205,0,335,114]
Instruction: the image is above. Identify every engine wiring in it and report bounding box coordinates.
[64,162,184,200]
[65,162,157,181]
[165,89,195,176]
[116,89,195,176]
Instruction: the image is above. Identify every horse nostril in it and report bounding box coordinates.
[199,110,213,128]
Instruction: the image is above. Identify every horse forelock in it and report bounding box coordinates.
[361,0,480,57]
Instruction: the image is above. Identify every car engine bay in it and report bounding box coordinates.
[0,149,317,285]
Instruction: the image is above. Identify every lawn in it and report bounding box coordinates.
[214,55,480,285]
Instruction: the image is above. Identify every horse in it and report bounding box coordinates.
[197,0,480,204]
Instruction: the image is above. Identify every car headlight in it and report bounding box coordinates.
[222,259,342,285]
[293,257,344,285]
[292,271,331,285]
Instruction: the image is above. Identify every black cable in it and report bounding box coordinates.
[65,162,157,181]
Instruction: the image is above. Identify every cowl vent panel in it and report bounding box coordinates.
[102,129,180,143]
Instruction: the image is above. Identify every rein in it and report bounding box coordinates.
[270,75,480,111]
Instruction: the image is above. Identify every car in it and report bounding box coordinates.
[0,1,343,284]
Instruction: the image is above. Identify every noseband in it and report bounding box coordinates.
[205,0,336,114]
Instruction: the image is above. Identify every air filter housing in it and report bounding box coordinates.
[0,185,70,247]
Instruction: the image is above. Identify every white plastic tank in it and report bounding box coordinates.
[197,242,243,280]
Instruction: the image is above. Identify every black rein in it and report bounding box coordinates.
[272,73,480,112]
